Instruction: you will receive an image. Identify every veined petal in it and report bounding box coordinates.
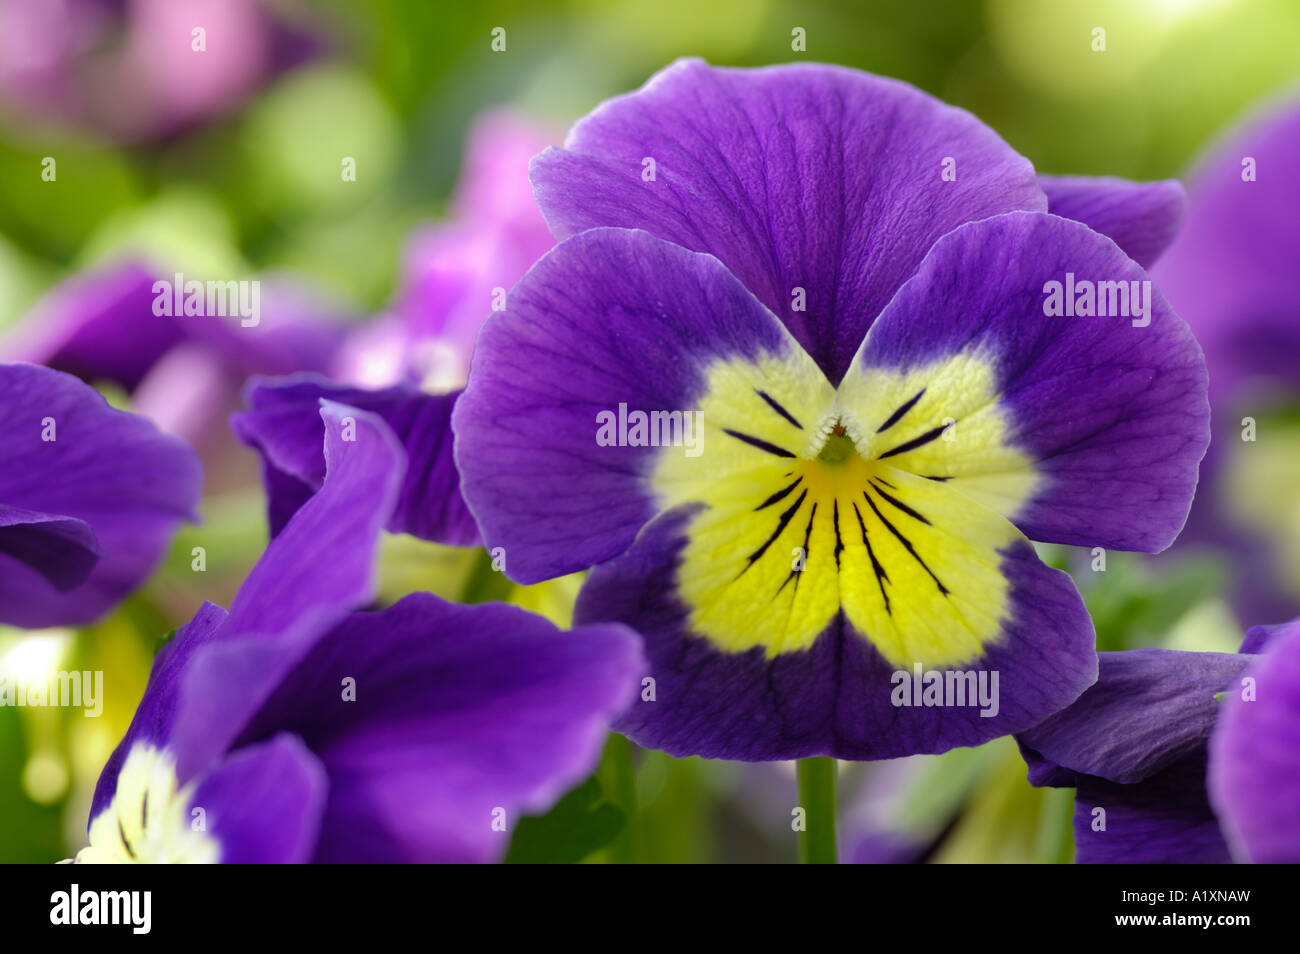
[576,506,1095,760]
[1209,620,1300,863]
[0,363,201,627]
[1039,175,1186,269]
[230,593,645,863]
[454,226,832,584]
[532,58,1045,383]
[233,374,478,545]
[846,211,1209,553]
[1018,649,1248,785]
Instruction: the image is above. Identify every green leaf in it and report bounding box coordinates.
[505,776,626,864]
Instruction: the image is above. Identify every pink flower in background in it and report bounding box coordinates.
[0,0,316,140]
[338,111,557,391]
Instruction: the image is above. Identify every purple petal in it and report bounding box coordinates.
[1152,98,1300,402]
[0,362,201,627]
[91,400,403,804]
[0,262,182,390]
[1209,620,1300,863]
[1039,175,1186,269]
[233,374,479,546]
[575,507,1096,761]
[0,504,100,591]
[233,593,645,863]
[531,58,1045,383]
[187,734,327,864]
[454,227,804,584]
[854,211,1209,553]
[1019,649,1247,785]
[1073,755,1231,864]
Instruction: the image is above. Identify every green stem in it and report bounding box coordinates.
[797,757,837,864]
[599,733,640,863]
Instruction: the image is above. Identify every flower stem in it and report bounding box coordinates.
[797,757,837,864]
[599,733,639,863]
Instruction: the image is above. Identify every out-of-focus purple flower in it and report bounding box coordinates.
[0,260,350,450]
[1149,99,1300,627]
[336,111,556,391]
[74,400,644,863]
[450,59,1209,761]
[0,0,316,141]
[1019,621,1300,863]
[1209,620,1300,864]
[1153,99,1300,406]
[0,362,200,627]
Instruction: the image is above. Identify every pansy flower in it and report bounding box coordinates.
[452,59,1210,760]
[75,400,643,863]
[0,362,200,628]
[1019,618,1300,864]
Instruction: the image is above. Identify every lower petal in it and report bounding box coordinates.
[575,506,1096,760]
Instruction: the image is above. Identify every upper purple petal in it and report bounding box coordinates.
[0,362,201,627]
[531,58,1045,384]
[856,211,1209,553]
[1038,174,1186,269]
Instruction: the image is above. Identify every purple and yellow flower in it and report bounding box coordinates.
[452,59,1211,761]
[1019,618,1300,864]
[0,362,200,628]
[75,400,643,863]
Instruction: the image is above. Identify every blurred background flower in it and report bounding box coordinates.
[2,0,1298,863]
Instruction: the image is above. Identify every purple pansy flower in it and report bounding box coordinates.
[0,362,200,628]
[450,59,1210,761]
[1019,620,1300,863]
[75,400,643,863]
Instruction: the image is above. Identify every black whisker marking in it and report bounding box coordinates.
[852,501,891,615]
[755,389,803,430]
[877,422,951,460]
[923,475,951,482]
[862,489,949,595]
[832,500,844,569]
[738,489,807,577]
[723,428,796,458]
[755,476,803,511]
[876,387,926,433]
[777,503,818,597]
[119,819,137,859]
[869,479,932,525]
